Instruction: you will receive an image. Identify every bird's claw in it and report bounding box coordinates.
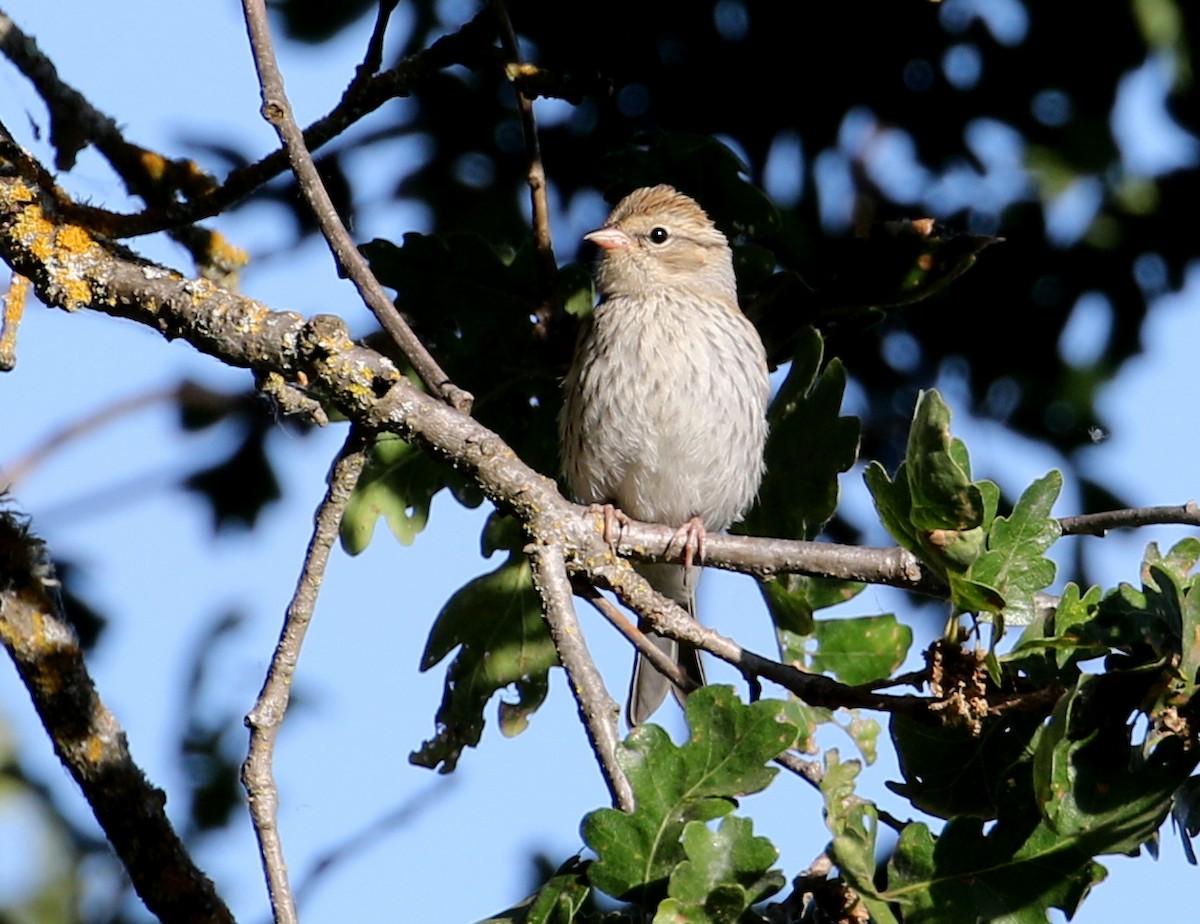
[667,516,707,570]
[596,503,631,549]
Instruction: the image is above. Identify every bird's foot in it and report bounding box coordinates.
[593,503,631,549]
[667,516,707,570]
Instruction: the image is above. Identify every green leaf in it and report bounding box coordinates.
[1087,539,1200,663]
[863,460,920,555]
[820,752,899,924]
[839,712,882,766]
[657,816,784,922]
[341,434,482,553]
[582,687,796,903]
[758,573,863,637]
[1008,582,1105,671]
[831,763,1110,923]
[839,664,1200,923]
[888,708,1046,818]
[970,471,1063,626]
[802,613,913,686]
[906,391,984,532]
[740,327,861,541]
[410,554,556,773]
[1034,672,1199,853]
[865,390,1009,615]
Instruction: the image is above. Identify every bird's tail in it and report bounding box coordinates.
[627,562,706,726]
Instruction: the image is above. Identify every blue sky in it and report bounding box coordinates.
[1,2,1198,922]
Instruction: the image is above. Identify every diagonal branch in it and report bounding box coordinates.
[0,7,495,246]
[239,0,472,412]
[0,507,235,924]
[530,543,633,810]
[242,428,369,924]
[0,11,246,280]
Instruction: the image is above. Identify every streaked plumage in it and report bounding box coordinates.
[560,185,770,725]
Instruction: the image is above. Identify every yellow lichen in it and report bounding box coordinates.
[11,202,56,261]
[83,734,105,766]
[138,149,170,181]
[55,224,96,255]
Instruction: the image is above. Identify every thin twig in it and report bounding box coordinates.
[358,0,400,79]
[0,385,183,490]
[573,579,694,692]
[1060,501,1200,536]
[773,750,824,788]
[491,0,558,320]
[242,430,369,924]
[0,508,234,924]
[239,0,472,412]
[530,543,634,811]
[0,270,27,370]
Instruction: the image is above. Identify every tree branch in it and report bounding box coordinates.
[1059,501,1200,536]
[0,169,1115,725]
[0,268,26,370]
[0,8,494,246]
[0,507,235,924]
[492,0,558,320]
[239,0,472,412]
[242,429,368,924]
[583,552,936,718]
[0,11,247,280]
[530,544,633,810]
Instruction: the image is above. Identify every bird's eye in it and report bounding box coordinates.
[648,227,670,244]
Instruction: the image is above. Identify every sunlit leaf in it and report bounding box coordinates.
[411,555,556,773]
[582,687,796,903]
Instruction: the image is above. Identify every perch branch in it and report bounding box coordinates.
[0,508,234,924]
[531,543,633,810]
[240,0,471,412]
[242,429,368,924]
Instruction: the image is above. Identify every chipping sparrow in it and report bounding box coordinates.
[560,185,770,725]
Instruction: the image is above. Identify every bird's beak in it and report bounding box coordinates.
[584,227,633,251]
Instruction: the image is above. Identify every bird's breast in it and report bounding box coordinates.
[561,292,769,530]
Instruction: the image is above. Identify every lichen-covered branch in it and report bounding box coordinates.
[0,8,497,242]
[0,507,235,924]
